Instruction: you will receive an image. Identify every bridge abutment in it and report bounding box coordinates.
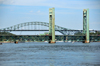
[49,8,56,43]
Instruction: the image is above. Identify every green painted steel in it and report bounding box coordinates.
[0,35,100,42]
[49,8,55,43]
[0,21,84,35]
[86,9,89,42]
[52,8,55,42]
[49,9,52,35]
[83,9,89,43]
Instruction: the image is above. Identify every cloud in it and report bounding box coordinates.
[0,0,14,4]
[0,0,100,9]
[37,10,40,13]
[22,10,47,16]
[0,0,47,5]
[30,10,33,13]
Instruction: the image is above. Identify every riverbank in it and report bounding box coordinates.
[0,41,14,43]
[0,41,44,43]
[0,41,100,43]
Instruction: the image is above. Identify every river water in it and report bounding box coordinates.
[0,42,100,66]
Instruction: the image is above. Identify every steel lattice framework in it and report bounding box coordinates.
[0,22,97,35]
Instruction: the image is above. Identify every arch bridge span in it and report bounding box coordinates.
[0,22,93,35]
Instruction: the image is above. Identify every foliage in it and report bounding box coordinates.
[0,32,15,35]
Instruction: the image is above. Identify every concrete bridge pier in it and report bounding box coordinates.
[83,9,90,43]
[49,8,56,43]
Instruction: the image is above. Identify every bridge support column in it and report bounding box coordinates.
[83,9,90,43]
[49,8,56,43]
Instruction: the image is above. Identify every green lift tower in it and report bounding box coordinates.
[49,8,56,43]
[83,9,90,43]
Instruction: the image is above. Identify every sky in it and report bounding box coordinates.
[0,0,100,35]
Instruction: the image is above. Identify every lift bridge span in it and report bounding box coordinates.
[0,8,100,43]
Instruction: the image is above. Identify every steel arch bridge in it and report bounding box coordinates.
[0,22,84,35]
[0,22,100,42]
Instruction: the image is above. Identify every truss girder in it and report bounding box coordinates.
[0,22,93,35]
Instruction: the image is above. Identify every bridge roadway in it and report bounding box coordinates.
[0,29,99,32]
[0,29,82,31]
[0,35,100,42]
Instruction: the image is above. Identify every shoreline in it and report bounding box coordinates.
[0,41,14,43]
[0,41,100,43]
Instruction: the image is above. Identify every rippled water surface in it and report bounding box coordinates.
[0,42,100,66]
